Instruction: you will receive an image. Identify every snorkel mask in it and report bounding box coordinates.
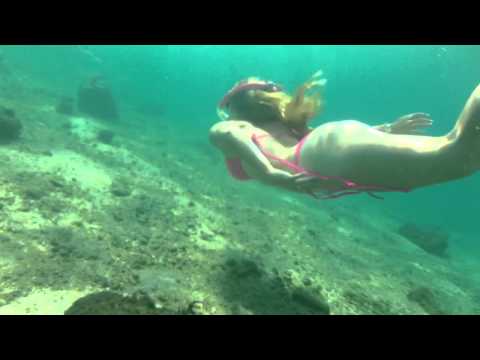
[217,78,283,121]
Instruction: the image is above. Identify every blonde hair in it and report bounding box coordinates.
[227,80,323,133]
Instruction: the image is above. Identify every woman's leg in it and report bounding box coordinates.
[299,84,480,190]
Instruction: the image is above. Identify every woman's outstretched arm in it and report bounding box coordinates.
[373,113,433,135]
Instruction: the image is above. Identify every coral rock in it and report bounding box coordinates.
[0,106,22,144]
[398,223,449,258]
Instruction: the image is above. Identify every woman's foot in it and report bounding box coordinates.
[449,84,480,172]
[451,84,480,139]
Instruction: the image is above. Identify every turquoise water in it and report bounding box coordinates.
[9,45,476,229]
[1,45,479,314]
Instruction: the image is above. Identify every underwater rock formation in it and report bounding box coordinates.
[398,223,449,258]
[225,257,263,279]
[342,288,395,315]
[77,75,119,122]
[64,291,175,315]
[290,287,330,314]
[64,291,209,315]
[110,177,132,197]
[221,254,330,315]
[55,96,75,115]
[0,106,22,144]
[97,129,115,144]
[407,286,446,315]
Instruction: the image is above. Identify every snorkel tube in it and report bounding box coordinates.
[217,78,283,121]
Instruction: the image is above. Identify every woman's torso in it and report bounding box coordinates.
[222,119,350,190]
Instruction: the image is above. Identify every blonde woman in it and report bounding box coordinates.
[210,71,479,200]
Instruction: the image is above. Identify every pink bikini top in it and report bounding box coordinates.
[225,132,411,200]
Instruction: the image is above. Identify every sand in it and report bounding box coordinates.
[0,93,479,315]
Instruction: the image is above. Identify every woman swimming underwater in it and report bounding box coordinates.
[209,71,480,199]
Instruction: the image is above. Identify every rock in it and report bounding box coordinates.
[77,75,119,122]
[226,257,263,279]
[407,286,445,315]
[221,256,331,315]
[41,150,53,157]
[97,129,115,144]
[343,288,396,315]
[398,223,449,258]
[188,301,208,315]
[110,178,132,197]
[55,96,75,115]
[24,188,45,200]
[0,234,11,242]
[280,269,302,288]
[307,229,317,237]
[302,277,314,287]
[64,291,178,315]
[0,106,22,144]
[291,287,330,315]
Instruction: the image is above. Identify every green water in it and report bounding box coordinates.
[10,45,475,231]
[0,45,479,315]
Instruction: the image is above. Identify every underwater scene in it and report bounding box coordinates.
[0,45,480,315]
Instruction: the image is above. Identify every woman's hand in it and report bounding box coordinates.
[263,168,298,189]
[303,70,328,91]
[390,113,434,135]
[264,169,325,196]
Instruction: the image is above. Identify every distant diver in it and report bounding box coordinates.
[210,72,480,200]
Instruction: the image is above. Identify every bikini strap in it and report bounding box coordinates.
[252,133,306,174]
[251,133,411,200]
[294,134,310,166]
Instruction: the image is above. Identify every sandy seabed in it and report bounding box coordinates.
[1,93,479,315]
